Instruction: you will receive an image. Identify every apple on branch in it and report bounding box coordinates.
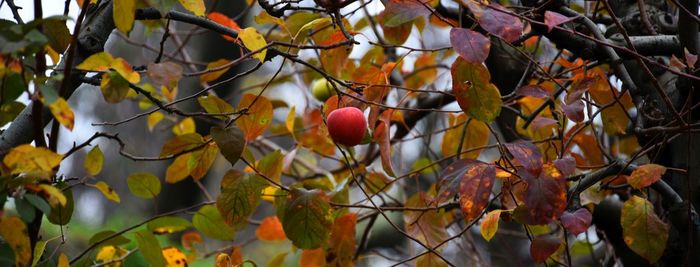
[326,107,367,147]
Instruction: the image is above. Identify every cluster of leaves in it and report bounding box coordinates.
[0,0,690,266]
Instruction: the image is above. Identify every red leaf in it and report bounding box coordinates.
[382,0,431,27]
[504,140,543,176]
[544,11,570,32]
[436,159,480,203]
[522,164,567,225]
[565,77,594,104]
[450,28,491,63]
[459,163,496,221]
[685,47,697,68]
[207,12,241,42]
[560,208,592,235]
[553,156,576,177]
[515,85,549,98]
[561,100,584,122]
[479,4,523,42]
[530,235,561,263]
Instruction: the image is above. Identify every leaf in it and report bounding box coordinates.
[88,230,130,248]
[30,240,46,267]
[100,72,130,103]
[147,112,165,131]
[95,245,126,265]
[0,217,31,266]
[553,156,576,177]
[294,18,333,40]
[478,4,522,42]
[135,229,166,267]
[544,11,571,32]
[504,140,543,176]
[383,0,430,27]
[58,253,69,267]
[95,181,120,203]
[198,95,234,120]
[84,145,104,176]
[188,142,218,180]
[160,133,204,157]
[147,62,182,88]
[588,69,632,134]
[373,111,395,177]
[216,170,267,226]
[450,57,502,122]
[560,208,592,236]
[43,18,71,52]
[627,164,667,189]
[266,252,288,267]
[300,249,325,267]
[200,59,232,83]
[162,247,188,266]
[480,210,501,241]
[327,213,357,266]
[38,184,67,207]
[522,164,567,225]
[457,163,496,221]
[282,188,333,249]
[239,27,267,62]
[48,187,74,225]
[211,126,245,165]
[111,57,140,84]
[147,216,192,235]
[178,0,205,16]
[236,94,273,141]
[207,12,240,42]
[436,159,479,202]
[450,28,490,64]
[127,172,162,198]
[405,193,448,247]
[256,216,287,241]
[3,144,62,179]
[192,205,236,240]
[441,113,489,159]
[47,97,74,131]
[530,235,561,263]
[166,153,191,184]
[76,52,114,71]
[172,117,195,135]
[621,195,669,263]
[113,0,136,34]
[258,150,283,183]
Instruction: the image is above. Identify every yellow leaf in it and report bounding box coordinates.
[161,85,178,102]
[39,184,67,206]
[172,117,195,135]
[214,253,231,267]
[58,253,69,267]
[239,27,267,62]
[166,153,191,183]
[96,245,127,264]
[47,97,75,131]
[95,181,120,203]
[76,52,114,71]
[162,247,188,266]
[199,59,231,83]
[294,17,332,40]
[147,112,165,131]
[46,45,60,65]
[3,144,62,179]
[480,210,502,241]
[111,58,140,84]
[178,0,205,16]
[286,106,296,138]
[113,0,136,34]
[254,10,285,28]
[84,145,104,176]
[0,217,31,266]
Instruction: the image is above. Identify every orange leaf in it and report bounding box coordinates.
[256,216,287,241]
[300,248,325,267]
[236,94,273,141]
[627,164,667,189]
[207,12,241,41]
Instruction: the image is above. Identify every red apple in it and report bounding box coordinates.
[326,107,367,146]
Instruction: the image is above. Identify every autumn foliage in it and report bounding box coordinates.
[1,0,699,266]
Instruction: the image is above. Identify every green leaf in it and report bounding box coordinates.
[127,172,162,199]
[147,216,192,235]
[88,230,130,248]
[258,150,283,183]
[192,205,236,240]
[210,126,245,165]
[15,197,35,223]
[216,170,267,226]
[0,102,25,128]
[282,188,332,249]
[43,18,71,52]
[198,95,234,120]
[450,57,502,122]
[100,71,130,103]
[24,194,51,216]
[621,196,669,263]
[135,229,166,267]
[48,187,73,225]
